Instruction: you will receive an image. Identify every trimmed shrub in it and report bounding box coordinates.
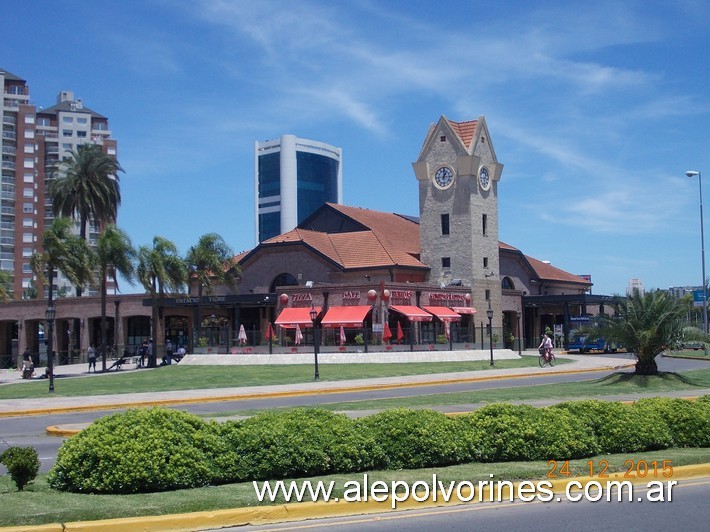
[632,397,710,448]
[457,404,599,462]
[48,408,213,493]
[0,446,40,491]
[213,408,382,482]
[355,409,472,469]
[552,400,673,453]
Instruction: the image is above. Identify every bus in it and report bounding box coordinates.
[567,316,621,353]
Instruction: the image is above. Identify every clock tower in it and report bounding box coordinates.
[412,115,504,327]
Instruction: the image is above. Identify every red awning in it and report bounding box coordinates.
[320,306,372,328]
[275,307,321,328]
[452,306,477,315]
[389,305,433,322]
[422,306,462,322]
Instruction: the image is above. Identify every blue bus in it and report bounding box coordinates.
[567,316,620,353]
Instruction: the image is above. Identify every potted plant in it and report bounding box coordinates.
[492,333,499,348]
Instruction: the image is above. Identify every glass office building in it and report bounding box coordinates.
[254,135,342,242]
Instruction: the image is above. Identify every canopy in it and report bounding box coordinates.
[422,306,461,322]
[452,306,477,315]
[275,307,321,328]
[320,306,372,328]
[389,305,433,322]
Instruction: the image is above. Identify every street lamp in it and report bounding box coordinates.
[516,310,522,355]
[486,301,494,366]
[310,305,320,380]
[45,304,56,393]
[687,170,707,334]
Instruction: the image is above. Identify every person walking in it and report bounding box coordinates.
[87,344,97,373]
[162,339,173,365]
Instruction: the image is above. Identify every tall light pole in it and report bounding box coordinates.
[45,304,56,393]
[310,305,320,380]
[486,301,494,366]
[687,170,707,333]
[516,310,522,355]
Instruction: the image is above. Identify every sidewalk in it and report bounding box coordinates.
[0,351,638,417]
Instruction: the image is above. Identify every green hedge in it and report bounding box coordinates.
[47,396,710,494]
[356,408,471,469]
[48,408,215,493]
[457,404,599,462]
[212,408,383,482]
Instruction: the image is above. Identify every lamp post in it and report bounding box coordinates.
[310,305,320,380]
[486,301,494,366]
[45,304,56,393]
[516,310,522,355]
[687,170,708,334]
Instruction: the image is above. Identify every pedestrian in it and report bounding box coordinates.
[175,344,186,362]
[162,339,173,365]
[21,348,34,379]
[147,338,154,367]
[87,344,97,373]
[138,340,148,368]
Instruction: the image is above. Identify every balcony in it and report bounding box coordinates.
[2,114,17,125]
[1,161,15,170]
[2,131,16,140]
[1,146,16,155]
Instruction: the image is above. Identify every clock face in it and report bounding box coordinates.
[479,166,491,190]
[434,166,454,189]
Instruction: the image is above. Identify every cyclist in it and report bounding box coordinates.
[538,333,553,362]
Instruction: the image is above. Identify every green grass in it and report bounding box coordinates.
[0,357,561,400]
[1,447,708,527]
[664,349,710,359]
[212,368,710,416]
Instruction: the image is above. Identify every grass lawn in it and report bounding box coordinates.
[213,368,710,416]
[0,357,563,400]
[1,447,708,527]
[664,349,710,359]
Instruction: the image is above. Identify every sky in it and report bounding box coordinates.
[2,0,709,296]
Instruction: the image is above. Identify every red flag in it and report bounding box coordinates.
[396,322,404,342]
[383,322,393,344]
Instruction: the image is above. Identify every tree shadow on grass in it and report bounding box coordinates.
[592,371,702,388]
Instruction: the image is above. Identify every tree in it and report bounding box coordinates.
[30,218,94,390]
[598,291,686,375]
[96,225,136,372]
[185,233,239,347]
[136,237,187,366]
[0,270,12,302]
[48,144,123,242]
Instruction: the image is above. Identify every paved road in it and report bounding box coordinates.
[227,478,710,532]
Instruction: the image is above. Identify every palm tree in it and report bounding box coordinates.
[185,233,239,347]
[0,270,12,302]
[136,237,187,366]
[598,291,686,375]
[48,144,123,241]
[30,217,94,391]
[96,225,136,372]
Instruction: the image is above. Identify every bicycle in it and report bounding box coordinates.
[538,349,556,368]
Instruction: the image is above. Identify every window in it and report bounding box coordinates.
[24,130,34,139]
[24,115,35,124]
[23,173,33,183]
[502,276,515,290]
[77,117,88,125]
[22,263,32,273]
[23,188,33,198]
[23,203,33,213]
[76,130,87,138]
[23,158,33,169]
[485,289,491,300]
[62,129,73,137]
[23,218,33,227]
[482,214,487,236]
[441,213,450,235]
[23,247,32,257]
[442,257,451,268]
[63,116,74,124]
[440,135,446,142]
[23,232,32,243]
[483,257,488,268]
[62,143,72,151]
[107,147,116,155]
[37,117,50,126]
[24,144,34,153]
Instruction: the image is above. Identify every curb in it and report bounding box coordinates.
[5,463,709,531]
[1,363,635,419]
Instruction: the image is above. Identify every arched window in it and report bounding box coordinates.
[270,273,299,293]
[501,276,515,290]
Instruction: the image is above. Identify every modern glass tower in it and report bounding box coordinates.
[254,135,342,242]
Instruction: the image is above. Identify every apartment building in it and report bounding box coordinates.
[1,68,117,299]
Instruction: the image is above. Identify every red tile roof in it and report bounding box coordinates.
[447,118,478,150]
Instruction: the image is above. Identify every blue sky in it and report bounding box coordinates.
[3,0,709,296]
